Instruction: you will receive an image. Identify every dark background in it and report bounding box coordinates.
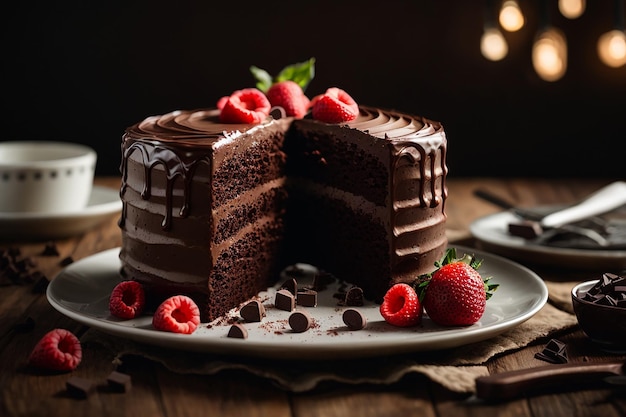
[3,0,625,178]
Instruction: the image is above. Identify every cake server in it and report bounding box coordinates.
[474,360,626,401]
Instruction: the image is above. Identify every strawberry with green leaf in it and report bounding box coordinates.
[413,248,499,327]
[250,58,315,118]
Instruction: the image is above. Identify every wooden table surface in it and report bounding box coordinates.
[2,177,625,417]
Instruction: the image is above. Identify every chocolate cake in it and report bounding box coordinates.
[119,106,448,321]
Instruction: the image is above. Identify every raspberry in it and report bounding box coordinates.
[28,328,82,372]
[219,88,271,124]
[266,80,310,118]
[379,283,422,327]
[152,295,201,334]
[109,280,145,319]
[311,87,359,123]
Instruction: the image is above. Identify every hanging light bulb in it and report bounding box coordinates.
[597,0,626,67]
[481,27,509,61]
[558,0,586,19]
[532,27,568,81]
[597,30,626,67]
[499,0,525,32]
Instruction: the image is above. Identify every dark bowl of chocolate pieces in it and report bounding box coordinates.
[571,273,626,353]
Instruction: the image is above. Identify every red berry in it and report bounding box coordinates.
[379,283,422,327]
[28,328,82,372]
[152,295,201,334]
[266,80,310,118]
[216,95,228,110]
[109,280,145,319]
[219,88,271,124]
[311,87,359,123]
[423,262,486,326]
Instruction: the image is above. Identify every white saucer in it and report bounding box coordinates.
[0,186,122,241]
[470,210,626,270]
[47,246,548,359]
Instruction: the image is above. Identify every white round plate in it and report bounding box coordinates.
[0,186,122,241]
[470,210,626,270]
[47,246,548,359]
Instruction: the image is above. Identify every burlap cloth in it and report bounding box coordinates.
[81,280,579,394]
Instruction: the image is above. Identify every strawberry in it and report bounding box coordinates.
[152,295,201,334]
[379,283,422,327]
[109,280,145,320]
[28,328,82,372]
[311,87,359,123]
[266,80,310,118]
[219,88,271,124]
[417,249,499,327]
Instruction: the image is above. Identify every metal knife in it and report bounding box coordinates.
[474,360,626,401]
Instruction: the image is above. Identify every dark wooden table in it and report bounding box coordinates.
[1,177,625,417]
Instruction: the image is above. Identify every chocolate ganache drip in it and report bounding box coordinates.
[350,107,448,211]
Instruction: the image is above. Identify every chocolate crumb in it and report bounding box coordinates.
[66,376,96,399]
[227,323,248,339]
[289,310,312,333]
[107,371,132,393]
[240,300,266,322]
[275,289,295,312]
[342,308,367,330]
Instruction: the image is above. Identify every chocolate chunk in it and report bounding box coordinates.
[280,278,297,296]
[581,273,626,308]
[288,310,312,333]
[66,376,96,399]
[107,371,132,393]
[227,323,248,339]
[534,338,568,364]
[31,275,49,294]
[11,316,35,333]
[342,308,367,330]
[240,300,266,322]
[40,242,59,256]
[508,220,543,239]
[275,289,295,312]
[297,289,317,307]
[311,271,334,291]
[60,256,74,266]
[344,286,364,306]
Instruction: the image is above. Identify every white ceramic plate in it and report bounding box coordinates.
[47,245,548,359]
[0,186,122,241]
[470,210,626,270]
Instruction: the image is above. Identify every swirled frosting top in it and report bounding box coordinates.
[124,106,445,148]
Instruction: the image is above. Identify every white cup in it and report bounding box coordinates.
[0,141,97,213]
